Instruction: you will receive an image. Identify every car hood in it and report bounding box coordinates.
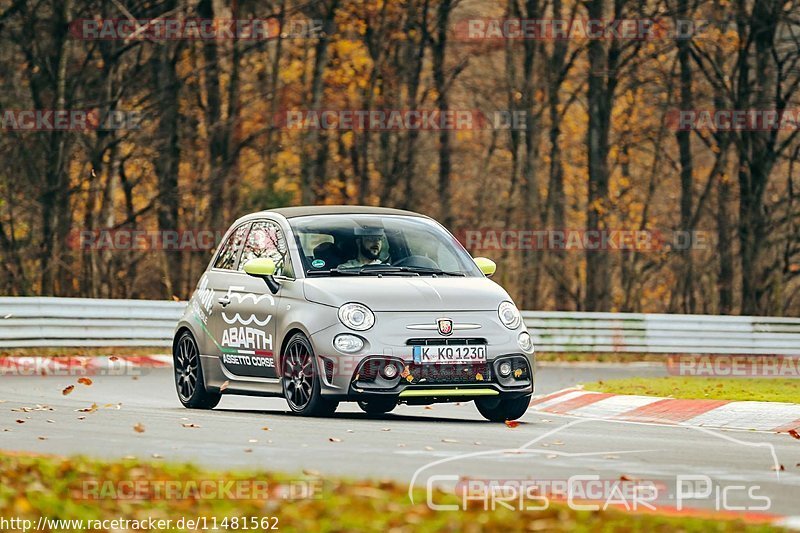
[302,277,511,312]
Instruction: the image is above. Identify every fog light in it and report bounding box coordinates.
[382,362,399,379]
[334,334,364,354]
[517,331,533,353]
[498,361,513,377]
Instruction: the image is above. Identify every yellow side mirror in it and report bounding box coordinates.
[243,258,276,277]
[473,257,496,277]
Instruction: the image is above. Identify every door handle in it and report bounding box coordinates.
[218,296,231,307]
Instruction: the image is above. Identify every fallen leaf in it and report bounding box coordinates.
[424,446,434,451]
[505,420,520,428]
[77,377,93,386]
[62,385,75,396]
[261,426,270,431]
[788,429,800,440]
[381,428,391,432]
[151,453,163,459]
[771,464,785,471]
[405,374,414,382]
[513,369,523,378]
[475,373,484,381]
[303,469,321,476]
[244,448,253,453]
[15,420,25,424]
[620,475,640,481]
[76,403,98,413]
[37,436,47,441]
[133,423,145,433]
[424,406,433,410]
[46,420,55,424]
[220,380,230,392]
[441,438,459,443]
[328,437,342,442]
[109,356,119,361]
[473,441,482,445]
[182,423,200,428]
[77,416,86,421]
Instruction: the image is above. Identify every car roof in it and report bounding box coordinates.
[248,205,430,220]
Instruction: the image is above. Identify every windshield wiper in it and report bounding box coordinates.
[306,265,422,277]
[390,266,466,277]
[306,267,362,276]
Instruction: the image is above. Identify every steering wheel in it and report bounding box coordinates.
[393,255,439,269]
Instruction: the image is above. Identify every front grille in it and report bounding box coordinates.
[407,362,492,384]
[406,337,487,346]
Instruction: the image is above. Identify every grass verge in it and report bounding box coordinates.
[0,453,780,532]
[583,377,800,403]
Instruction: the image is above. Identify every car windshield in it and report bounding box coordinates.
[289,214,482,277]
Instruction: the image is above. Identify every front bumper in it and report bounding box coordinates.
[309,309,534,402]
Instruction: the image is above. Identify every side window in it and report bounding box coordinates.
[238,220,293,277]
[213,224,249,270]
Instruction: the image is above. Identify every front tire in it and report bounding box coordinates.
[174,331,221,409]
[282,333,338,417]
[475,395,530,422]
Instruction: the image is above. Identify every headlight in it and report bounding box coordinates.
[334,334,364,353]
[498,301,522,330]
[338,303,375,331]
[518,331,534,353]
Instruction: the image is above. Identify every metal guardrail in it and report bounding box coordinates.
[0,297,185,347]
[524,311,800,355]
[1,297,799,354]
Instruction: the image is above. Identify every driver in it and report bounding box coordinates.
[338,227,386,268]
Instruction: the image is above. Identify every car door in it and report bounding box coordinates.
[191,222,250,360]
[217,219,292,379]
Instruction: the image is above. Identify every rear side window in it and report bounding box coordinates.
[213,224,249,270]
[238,220,293,277]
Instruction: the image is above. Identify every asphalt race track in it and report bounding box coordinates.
[2,363,799,519]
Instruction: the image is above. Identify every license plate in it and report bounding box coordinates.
[412,345,487,364]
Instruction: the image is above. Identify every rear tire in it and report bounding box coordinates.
[174,331,221,409]
[358,399,396,415]
[282,333,338,417]
[475,395,530,422]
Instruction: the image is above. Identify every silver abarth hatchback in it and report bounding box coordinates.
[173,206,535,421]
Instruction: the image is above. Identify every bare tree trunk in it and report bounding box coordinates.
[151,29,182,297]
[673,0,696,313]
[584,0,613,311]
[301,0,339,204]
[431,0,453,227]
